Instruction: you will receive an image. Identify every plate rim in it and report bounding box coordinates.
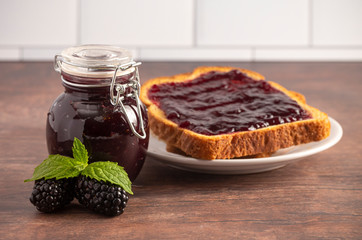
[146,117,343,167]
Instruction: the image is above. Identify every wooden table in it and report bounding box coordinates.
[0,62,361,239]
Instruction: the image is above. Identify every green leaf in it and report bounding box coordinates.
[81,161,133,195]
[24,155,84,182]
[72,137,88,165]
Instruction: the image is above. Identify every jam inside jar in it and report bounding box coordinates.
[47,45,149,181]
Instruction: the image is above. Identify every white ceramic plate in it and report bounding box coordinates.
[146,117,343,174]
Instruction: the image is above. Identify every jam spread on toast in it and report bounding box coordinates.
[148,70,312,135]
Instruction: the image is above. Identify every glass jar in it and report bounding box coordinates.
[47,45,149,181]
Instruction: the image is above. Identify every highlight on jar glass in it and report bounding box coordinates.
[47,45,149,181]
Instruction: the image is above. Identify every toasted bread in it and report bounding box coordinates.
[140,66,331,160]
[165,143,274,159]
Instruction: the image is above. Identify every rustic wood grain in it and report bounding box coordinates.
[0,62,361,240]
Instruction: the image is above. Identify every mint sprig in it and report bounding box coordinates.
[25,137,133,194]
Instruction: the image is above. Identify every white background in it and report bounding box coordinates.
[0,0,361,61]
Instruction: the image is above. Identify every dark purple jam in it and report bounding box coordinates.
[148,70,311,136]
[46,73,149,181]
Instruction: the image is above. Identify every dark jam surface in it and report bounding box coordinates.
[148,70,312,136]
[46,74,149,181]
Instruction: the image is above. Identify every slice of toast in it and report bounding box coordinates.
[140,66,331,160]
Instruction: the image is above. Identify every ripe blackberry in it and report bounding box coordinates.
[75,175,129,216]
[29,178,75,213]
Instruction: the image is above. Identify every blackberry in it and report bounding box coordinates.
[75,175,129,216]
[29,178,75,213]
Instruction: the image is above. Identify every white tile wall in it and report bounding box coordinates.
[0,48,21,60]
[313,0,362,46]
[255,48,362,61]
[22,47,66,61]
[80,0,194,47]
[0,0,77,46]
[0,0,361,61]
[196,0,309,46]
[140,48,252,61]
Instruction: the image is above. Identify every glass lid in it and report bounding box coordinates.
[54,44,135,78]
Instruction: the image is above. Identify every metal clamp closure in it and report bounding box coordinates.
[110,62,147,139]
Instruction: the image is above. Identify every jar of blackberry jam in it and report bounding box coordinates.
[47,45,149,181]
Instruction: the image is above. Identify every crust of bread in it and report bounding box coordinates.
[141,66,331,160]
[165,144,274,159]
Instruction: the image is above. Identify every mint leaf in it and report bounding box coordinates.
[25,139,133,196]
[24,155,85,182]
[81,161,133,195]
[72,137,88,165]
